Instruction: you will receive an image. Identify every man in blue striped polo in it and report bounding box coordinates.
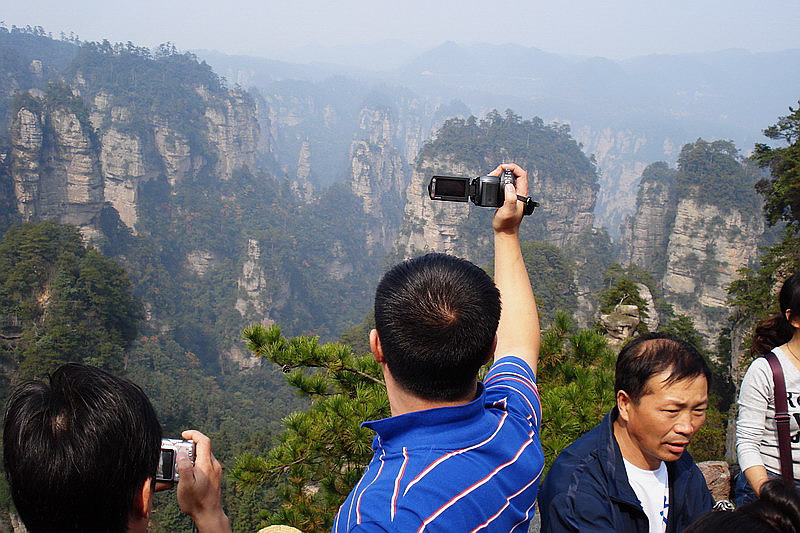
[332,163,544,532]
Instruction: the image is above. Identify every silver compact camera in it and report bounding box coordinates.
[156,438,195,483]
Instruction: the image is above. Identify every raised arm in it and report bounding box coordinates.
[491,163,540,371]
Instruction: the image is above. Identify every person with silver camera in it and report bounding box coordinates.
[3,363,232,533]
[332,163,544,532]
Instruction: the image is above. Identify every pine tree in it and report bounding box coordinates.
[233,324,388,532]
[729,101,800,365]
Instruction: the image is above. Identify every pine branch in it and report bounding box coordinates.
[338,366,384,386]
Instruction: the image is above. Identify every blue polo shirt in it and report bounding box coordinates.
[332,356,544,532]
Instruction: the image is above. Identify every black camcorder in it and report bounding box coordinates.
[428,169,538,215]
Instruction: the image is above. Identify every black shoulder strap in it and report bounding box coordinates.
[764,351,794,487]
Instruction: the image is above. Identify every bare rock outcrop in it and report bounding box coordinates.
[697,461,733,502]
[599,304,641,345]
[10,103,103,240]
[619,162,677,276]
[185,249,219,277]
[662,197,764,338]
[636,282,660,331]
[347,107,408,251]
[292,139,315,202]
[397,158,480,260]
[199,86,258,180]
[234,239,273,321]
[153,121,195,187]
[100,127,147,230]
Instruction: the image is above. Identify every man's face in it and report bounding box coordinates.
[618,371,708,470]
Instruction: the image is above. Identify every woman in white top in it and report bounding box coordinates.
[735,273,800,505]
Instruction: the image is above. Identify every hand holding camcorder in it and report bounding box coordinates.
[428,168,538,215]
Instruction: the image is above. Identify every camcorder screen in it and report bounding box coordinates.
[430,176,471,201]
[435,178,467,197]
[157,449,175,481]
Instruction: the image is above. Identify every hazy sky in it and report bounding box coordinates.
[4,0,800,60]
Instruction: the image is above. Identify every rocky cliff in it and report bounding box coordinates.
[9,75,258,239]
[256,80,433,190]
[10,96,104,240]
[570,124,681,236]
[661,196,764,338]
[396,113,598,264]
[619,162,677,277]
[621,140,766,340]
[348,107,409,251]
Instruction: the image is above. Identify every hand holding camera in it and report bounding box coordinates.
[156,438,196,483]
[157,430,231,532]
[428,166,538,215]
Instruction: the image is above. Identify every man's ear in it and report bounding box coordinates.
[370,329,384,364]
[484,335,498,365]
[616,390,633,423]
[133,477,153,519]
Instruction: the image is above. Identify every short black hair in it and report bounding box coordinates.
[374,253,501,401]
[3,364,162,533]
[615,332,711,403]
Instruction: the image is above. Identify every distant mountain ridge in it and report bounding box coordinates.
[198,41,800,233]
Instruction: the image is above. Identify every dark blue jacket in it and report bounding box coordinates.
[538,409,713,533]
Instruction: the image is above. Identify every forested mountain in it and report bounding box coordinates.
[620,139,771,339]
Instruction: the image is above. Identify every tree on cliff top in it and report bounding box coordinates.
[753,101,800,233]
[676,138,761,215]
[420,110,597,188]
[729,101,800,365]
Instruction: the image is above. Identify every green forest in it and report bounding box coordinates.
[0,26,799,533]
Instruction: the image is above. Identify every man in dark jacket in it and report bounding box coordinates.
[538,333,714,533]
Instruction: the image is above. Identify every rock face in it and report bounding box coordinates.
[200,86,259,180]
[696,461,733,502]
[397,158,478,259]
[235,239,272,321]
[8,81,260,239]
[636,282,660,331]
[533,167,597,249]
[185,249,219,277]
[292,139,315,202]
[599,304,641,345]
[661,197,764,337]
[621,149,765,340]
[153,121,196,187]
[10,105,104,240]
[347,107,408,251]
[100,126,147,230]
[619,162,677,276]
